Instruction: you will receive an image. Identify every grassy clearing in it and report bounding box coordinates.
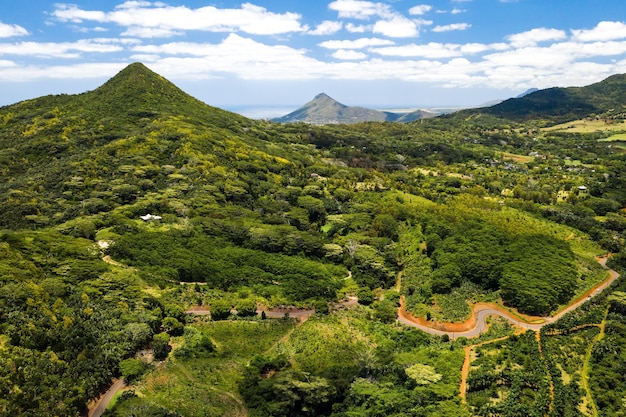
[543,119,626,133]
[501,152,534,163]
[598,132,626,141]
[126,320,294,417]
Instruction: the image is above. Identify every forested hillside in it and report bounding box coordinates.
[458,72,626,124]
[0,63,625,416]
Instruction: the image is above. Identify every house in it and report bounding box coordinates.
[576,185,589,198]
[140,214,162,221]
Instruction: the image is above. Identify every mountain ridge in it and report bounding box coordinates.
[461,73,626,123]
[272,93,436,124]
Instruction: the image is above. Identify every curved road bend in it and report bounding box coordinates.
[398,256,620,339]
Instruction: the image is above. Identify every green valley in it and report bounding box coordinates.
[1,63,625,417]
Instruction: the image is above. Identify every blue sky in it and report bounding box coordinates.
[1,1,626,115]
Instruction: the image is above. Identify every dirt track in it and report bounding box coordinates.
[88,378,126,417]
[397,256,620,339]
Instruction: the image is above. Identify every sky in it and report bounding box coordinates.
[1,1,626,116]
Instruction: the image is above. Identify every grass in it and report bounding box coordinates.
[107,389,126,410]
[598,132,626,142]
[94,227,120,242]
[122,320,294,417]
[501,152,534,163]
[543,118,626,133]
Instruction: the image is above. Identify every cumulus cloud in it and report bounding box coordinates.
[328,0,393,19]
[0,62,127,82]
[458,42,508,54]
[372,42,463,58]
[52,2,307,36]
[3,1,626,101]
[308,21,343,36]
[346,23,370,33]
[572,21,626,42]
[0,40,123,58]
[408,5,432,16]
[122,27,183,38]
[332,49,367,60]
[319,37,395,49]
[373,16,419,37]
[432,23,471,32]
[0,22,29,38]
[507,28,567,47]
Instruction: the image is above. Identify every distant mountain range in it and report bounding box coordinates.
[274,73,626,125]
[271,93,438,124]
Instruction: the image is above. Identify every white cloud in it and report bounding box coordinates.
[484,46,571,69]
[432,23,471,32]
[308,21,343,36]
[129,34,325,81]
[53,5,107,23]
[0,22,29,38]
[484,40,626,70]
[373,16,419,37]
[0,40,123,58]
[328,0,393,19]
[332,49,367,60]
[116,1,161,9]
[414,18,433,27]
[0,62,127,82]
[129,53,161,62]
[451,8,465,14]
[52,2,307,36]
[346,23,371,33]
[372,42,462,58]
[319,37,395,49]
[0,60,16,67]
[3,2,626,104]
[122,27,183,38]
[91,37,141,45]
[507,28,567,47]
[572,21,626,42]
[460,42,509,54]
[409,5,432,16]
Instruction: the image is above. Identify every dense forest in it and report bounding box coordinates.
[0,63,625,416]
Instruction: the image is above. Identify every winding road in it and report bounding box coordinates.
[95,245,620,414]
[397,256,620,339]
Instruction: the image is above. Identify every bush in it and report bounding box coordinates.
[357,287,375,306]
[119,358,147,382]
[152,332,171,361]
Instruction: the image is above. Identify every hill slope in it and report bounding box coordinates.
[0,62,296,228]
[467,73,626,123]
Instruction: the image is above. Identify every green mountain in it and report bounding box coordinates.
[272,92,436,124]
[467,73,626,123]
[0,63,289,229]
